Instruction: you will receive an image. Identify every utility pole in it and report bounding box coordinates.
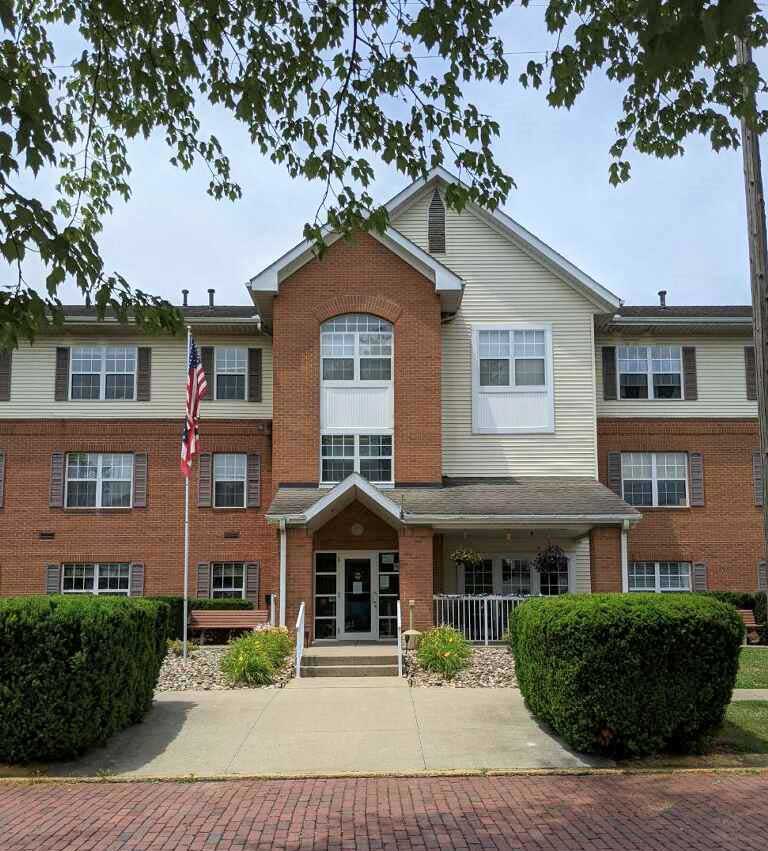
[736,37,768,561]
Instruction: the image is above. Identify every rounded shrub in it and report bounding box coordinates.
[507,593,743,757]
[417,625,472,678]
[220,627,293,686]
[0,595,169,764]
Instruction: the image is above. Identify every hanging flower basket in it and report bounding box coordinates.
[449,547,483,569]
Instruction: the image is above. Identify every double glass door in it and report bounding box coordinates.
[313,551,399,641]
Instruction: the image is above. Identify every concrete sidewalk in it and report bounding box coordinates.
[43,682,608,778]
[732,689,768,700]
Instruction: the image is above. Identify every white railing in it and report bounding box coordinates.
[433,595,527,644]
[295,601,305,679]
[396,599,403,677]
[269,594,276,626]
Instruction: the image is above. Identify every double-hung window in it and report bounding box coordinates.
[621,452,688,507]
[71,345,137,400]
[618,345,682,399]
[501,559,532,596]
[65,453,133,508]
[628,561,691,593]
[211,562,245,598]
[478,329,546,389]
[215,347,247,400]
[62,562,131,594]
[320,315,393,382]
[321,434,392,484]
[213,453,247,507]
[463,559,494,595]
[462,555,570,595]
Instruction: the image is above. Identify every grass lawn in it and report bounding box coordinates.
[736,648,768,688]
[711,701,768,754]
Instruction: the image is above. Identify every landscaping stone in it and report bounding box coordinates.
[156,646,293,691]
[404,645,517,688]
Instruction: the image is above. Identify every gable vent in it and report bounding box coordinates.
[427,187,446,254]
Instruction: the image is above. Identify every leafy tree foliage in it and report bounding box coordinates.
[0,0,765,346]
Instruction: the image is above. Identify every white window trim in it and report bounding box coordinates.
[61,562,132,595]
[212,453,247,509]
[319,432,394,487]
[69,345,138,402]
[471,323,555,434]
[616,343,684,401]
[213,347,248,401]
[64,452,134,510]
[211,561,246,599]
[620,452,689,509]
[459,554,572,596]
[627,560,692,593]
[320,326,394,388]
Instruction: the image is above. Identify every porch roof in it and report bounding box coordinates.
[266,476,641,529]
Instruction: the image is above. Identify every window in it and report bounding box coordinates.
[621,452,688,507]
[211,562,245,598]
[629,561,691,593]
[320,315,393,383]
[618,345,682,400]
[71,345,137,400]
[501,559,532,596]
[215,347,247,400]
[213,453,247,507]
[321,434,392,484]
[478,329,546,389]
[464,559,494,595]
[65,453,133,508]
[62,562,130,594]
[539,558,570,595]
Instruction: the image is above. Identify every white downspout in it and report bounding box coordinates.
[620,520,630,593]
[279,518,287,627]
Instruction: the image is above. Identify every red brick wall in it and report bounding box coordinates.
[314,502,397,551]
[590,526,622,592]
[399,526,435,631]
[0,419,277,601]
[271,232,443,486]
[598,418,763,591]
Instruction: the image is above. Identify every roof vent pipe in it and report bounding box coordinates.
[208,288,215,309]
[658,289,667,308]
[181,289,189,307]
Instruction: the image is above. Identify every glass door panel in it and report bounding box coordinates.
[378,552,399,638]
[344,558,372,634]
[314,552,337,639]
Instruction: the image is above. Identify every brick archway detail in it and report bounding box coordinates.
[313,295,403,324]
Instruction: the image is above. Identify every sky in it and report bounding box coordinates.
[34,6,768,310]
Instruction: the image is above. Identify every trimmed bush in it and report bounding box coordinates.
[146,596,253,640]
[507,594,743,757]
[417,626,472,678]
[0,595,169,764]
[220,627,293,686]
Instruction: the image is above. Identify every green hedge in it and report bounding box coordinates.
[697,592,767,627]
[508,594,743,757]
[146,596,253,639]
[0,595,169,764]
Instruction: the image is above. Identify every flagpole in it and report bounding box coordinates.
[182,325,192,659]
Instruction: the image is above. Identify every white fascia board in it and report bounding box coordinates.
[401,513,641,527]
[303,473,403,525]
[610,315,752,326]
[386,167,621,313]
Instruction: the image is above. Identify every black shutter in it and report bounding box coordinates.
[136,347,152,401]
[754,450,764,507]
[201,347,214,398]
[46,563,61,594]
[54,347,70,401]
[245,562,260,604]
[129,562,145,597]
[602,347,617,400]
[248,348,262,403]
[758,560,768,593]
[607,451,622,495]
[692,562,708,592]
[196,562,211,598]
[745,346,757,401]
[247,453,261,508]
[0,349,11,401]
[0,450,5,508]
[427,186,446,253]
[198,453,212,507]
[133,452,148,508]
[689,452,705,507]
[49,452,65,507]
[682,347,698,401]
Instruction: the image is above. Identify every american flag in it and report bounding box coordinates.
[180,337,208,477]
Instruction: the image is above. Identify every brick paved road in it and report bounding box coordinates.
[1,772,767,850]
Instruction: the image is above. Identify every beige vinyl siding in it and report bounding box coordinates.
[596,336,757,418]
[0,335,273,419]
[394,192,598,476]
[439,532,591,594]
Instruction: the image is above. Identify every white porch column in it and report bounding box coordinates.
[279,519,287,627]
[620,520,629,593]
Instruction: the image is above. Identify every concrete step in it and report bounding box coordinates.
[300,663,400,678]
[302,654,398,667]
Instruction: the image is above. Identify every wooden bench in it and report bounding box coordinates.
[738,609,762,645]
[189,609,269,643]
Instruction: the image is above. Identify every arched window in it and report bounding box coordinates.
[320,314,393,382]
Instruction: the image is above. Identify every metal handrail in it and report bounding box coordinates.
[396,599,403,677]
[432,594,527,644]
[295,601,305,679]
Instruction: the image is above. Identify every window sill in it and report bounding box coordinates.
[60,507,133,514]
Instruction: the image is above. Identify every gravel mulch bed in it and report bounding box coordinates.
[404,645,517,688]
[155,646,293,692]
